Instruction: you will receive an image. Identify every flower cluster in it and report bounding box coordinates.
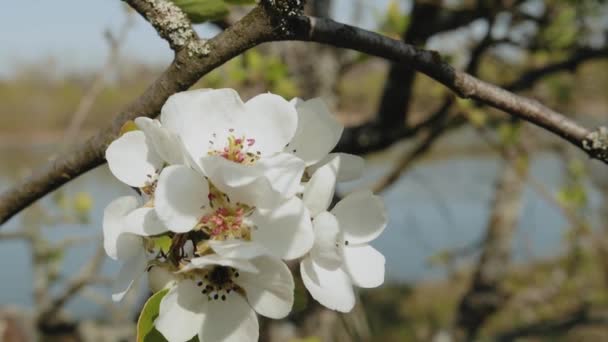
[102,89,387,341]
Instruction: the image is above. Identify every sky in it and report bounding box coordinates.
[0,0,392,78]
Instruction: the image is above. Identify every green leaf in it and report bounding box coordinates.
[224,0,256,4]
[173,0,229,23]
[137,289,169,342]
[152,235,173,254]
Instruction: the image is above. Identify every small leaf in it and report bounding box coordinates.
[173,0,229,23]
[153,235,173,254]
[137,289,169,342]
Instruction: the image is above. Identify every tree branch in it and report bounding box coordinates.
[1,3,606,225]
[37,243,106,324]
[494,305,608,342]
[0,4,278,225]
[454,143,528,340]
[297,16,606,160]
[506,48,608,92]
[124,0,199,51]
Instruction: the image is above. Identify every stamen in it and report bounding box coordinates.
[208,134,260,165]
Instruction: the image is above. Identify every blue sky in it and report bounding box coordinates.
[0,0,392,78]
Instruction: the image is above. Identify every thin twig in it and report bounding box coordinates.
[60,17,134,150]
[37,242,106,322]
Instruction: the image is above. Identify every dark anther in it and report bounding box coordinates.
[221,295,226,301]
[214,294,219,300]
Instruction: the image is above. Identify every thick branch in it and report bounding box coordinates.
[1,5,606,225]
[124,0,198,51]
[0,6,277,225]
[297,17,606,160]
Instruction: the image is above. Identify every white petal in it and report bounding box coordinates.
[250,197,314,260]
[198,293,259,342]
[203,152,305,209]
[200,155,261,188]
[300,257,355,312]
[155,165,209,233]
[287,98,343,166]
[135,117,188,165]
[112,250,147,302]
[241,92,298,156]
[289,97,303,106]
[156,280,205,342]
[160,89,238,164]
[311,212,342,269]
[123,207,168,236]
[258,153,306,201]
[331,190,387,245]
[303,156,340,217]
[208,240,269,259]
[342,244,385,288]
[102,196,139,260]
[115,232,144,261]
[105,131,163,187]
[184,254,259,274]
[308,153,365,182]
[236,256,294,319]
[161,89,297,164]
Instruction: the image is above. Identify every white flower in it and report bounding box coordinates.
[302,153,365,217]
[102,196,167,301]
[159,88,305,209]
[154,164,314,260]
[286,98,344,166]
[299,185,387,312]
[105,117,190,191]
[155,254,294,342]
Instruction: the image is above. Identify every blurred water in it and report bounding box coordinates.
[0,145,603,318]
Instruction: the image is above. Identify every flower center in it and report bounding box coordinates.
[141,171,159,196]
[208,133,260,165]
[193,266,242,301]
[198,185,254,240]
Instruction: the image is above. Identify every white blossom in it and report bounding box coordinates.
[300,160,387,312]
[101,89,389,341]
[105,117,190,191]
[102,196,167,301]
[286,98,344,166]
[159,88,305,209]
[155,254,294,342]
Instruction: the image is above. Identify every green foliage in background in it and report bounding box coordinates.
[378,0,409,38]
[202,49,299,98]
[540,6,578,50]
[172,0,255,23]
